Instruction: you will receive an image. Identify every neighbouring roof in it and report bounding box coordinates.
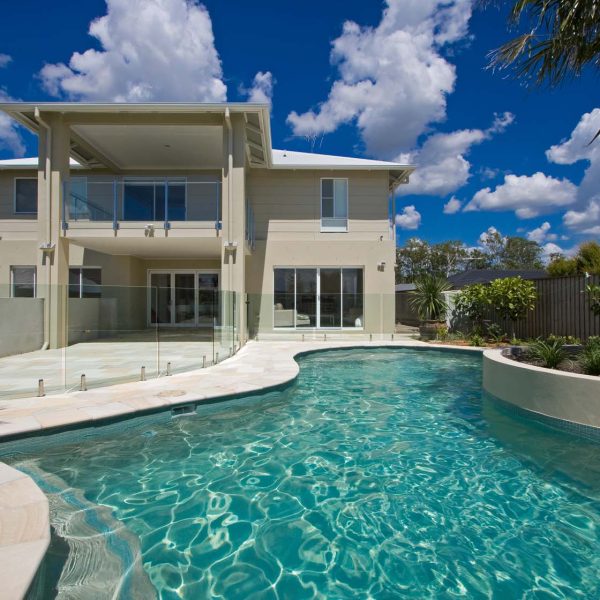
[448,269,549,288]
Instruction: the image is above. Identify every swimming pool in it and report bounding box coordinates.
[5,348,600,598]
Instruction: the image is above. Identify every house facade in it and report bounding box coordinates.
[0,102,413,351]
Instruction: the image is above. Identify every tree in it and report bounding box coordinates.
[429,241,470,277]
[454,284,491,331]
[488,276,538,338]
[488,0,600,88]
[487,0,600,141]
[502,237,544,269]
[396,238,431,283]
[577,241,600,274]
[547,241,600,276]
[547,256,578,277]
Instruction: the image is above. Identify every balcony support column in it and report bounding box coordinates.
[220,113,247,347]
[36,113,70,349]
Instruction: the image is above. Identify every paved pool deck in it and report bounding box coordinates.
[0,330,226,400]
[0,339,484,599]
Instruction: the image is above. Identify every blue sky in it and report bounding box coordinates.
[0,0,598,254]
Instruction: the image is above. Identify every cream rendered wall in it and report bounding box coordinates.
[246,169,395,334]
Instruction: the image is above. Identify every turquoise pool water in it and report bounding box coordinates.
[5,348,600,598]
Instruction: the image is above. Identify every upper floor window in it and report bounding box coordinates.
[321,178,348,232]
[123,179,186,221]
[14,178,38,215]
[69,267,102,298]
[11,266,36,298]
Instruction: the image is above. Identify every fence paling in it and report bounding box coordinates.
[484,274,600,341]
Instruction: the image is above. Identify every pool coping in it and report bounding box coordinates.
[0,340,483,598]
[0,462,50,600]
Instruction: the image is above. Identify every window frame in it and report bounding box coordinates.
[10,266,37,298]
[273,266,364,330]
[68,267,102,299]
[122,177,187,222]
[13,177,38,216]
[320,177,349,233]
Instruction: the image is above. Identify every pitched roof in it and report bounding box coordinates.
[271,149,411,170]
[0,157,81,169]
[447,269,549,288]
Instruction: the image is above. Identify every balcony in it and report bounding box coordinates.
[62,177,222,232]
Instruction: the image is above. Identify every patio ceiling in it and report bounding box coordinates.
[0,102,272,171]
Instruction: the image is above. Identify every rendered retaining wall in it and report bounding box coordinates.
[0,298,44,358]
[483,348,600,431]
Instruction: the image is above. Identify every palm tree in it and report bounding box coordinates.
[485,0,600,140]
[487,1,600,85]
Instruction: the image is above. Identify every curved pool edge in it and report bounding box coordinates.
[0,340,483,596]
[483,348,600,436]
[0,462,50,600]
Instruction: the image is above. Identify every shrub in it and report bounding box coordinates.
[486,323,506,343]
[454,284,490,330]
[527,338,567,369]
[469,333,485,347]
[579,337,600,376]
[587,284,600,317]
[488,277,537,338]
[547,334,581,346]
[547,256,578,277]
[436,325,449,342]
[409,275,451,321]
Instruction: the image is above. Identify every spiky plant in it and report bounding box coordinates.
[527,338,567,369]
[409,275,451,322]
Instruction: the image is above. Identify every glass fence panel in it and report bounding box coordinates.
[0,288,406,400]
[65,284,159,391]
[64,179,221,226]
[0,284,69,399]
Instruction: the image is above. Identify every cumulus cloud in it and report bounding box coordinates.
[287,0,473,158]
[0,89,26,156]
[397,112,514,197]
[478,225,503,245]
[547,108,600,234]
[396,205,422,229]
[242,71,274,106]
[562,201,600,230]
[526,221,558,244]
[39,0,227,102]
[465,172,577,219]
[541,242,565,260]
[0,54,11,68]
[443,196,462,214]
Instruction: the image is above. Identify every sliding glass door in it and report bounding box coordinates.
[273,267,363,329]
[149,271,219,327]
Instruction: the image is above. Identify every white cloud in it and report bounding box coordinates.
[479,166,500,181]
[465,172,577,218]
[0,89,26,156]
[39,0,227,102]
[547,108,600,234]
[562,201,600,230]
[526,221,558,244]
[242,71,274,106]
[396,205,421,229]
[287,0,474,158]
[397,112,514,197]
[443,196,462,214]
[478,225,503,245]
[541,242,565,260]
[0,54,11,68]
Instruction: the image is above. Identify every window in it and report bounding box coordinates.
[321,178,348,232]
[11,266,36,298]
[273,267,363,329]
[69,268,102,298]
[123,179,186,221]
[14,178,38,215]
